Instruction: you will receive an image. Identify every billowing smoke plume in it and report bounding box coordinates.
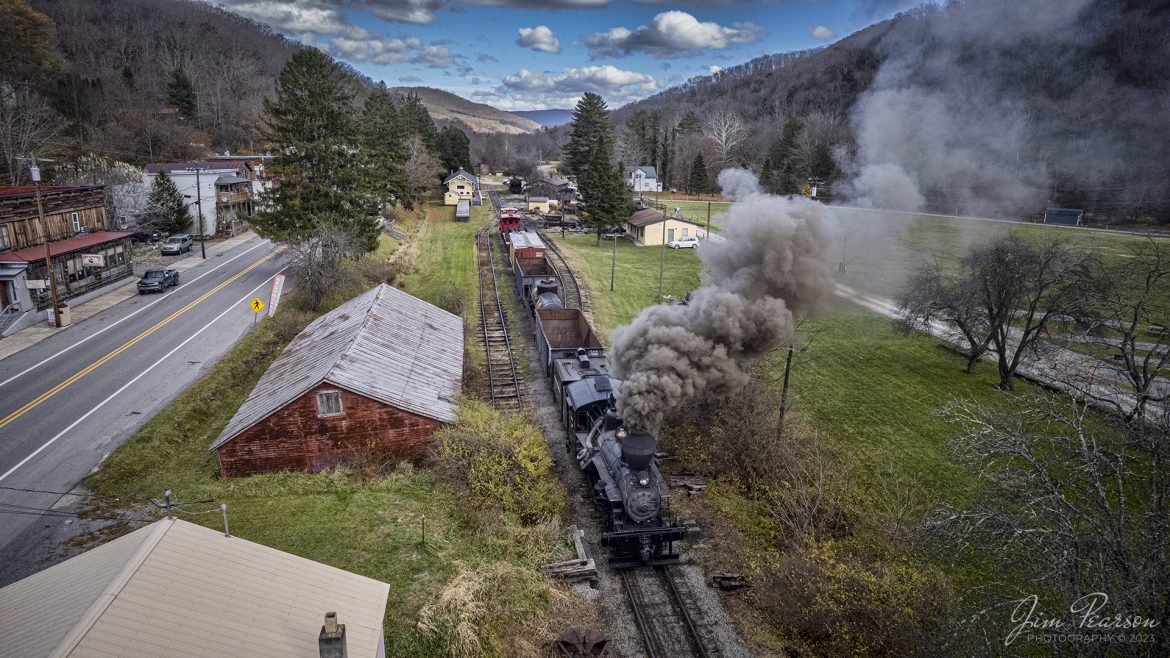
[610,169,833,433]
[840,0,1170,217]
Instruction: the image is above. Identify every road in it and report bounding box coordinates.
[0,235,283,578]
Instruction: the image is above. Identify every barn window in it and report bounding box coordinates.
[71,212,81,232]
[316,391,344,417]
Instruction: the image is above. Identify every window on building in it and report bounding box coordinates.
[316,390,344,417]
[71,212,81,232]
[0,225,10,250]
[682,228,689,237]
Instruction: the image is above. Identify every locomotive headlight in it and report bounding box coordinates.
[638,476,650,486]
[616,427,627,439]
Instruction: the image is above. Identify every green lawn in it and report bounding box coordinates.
[546,233,703,339]
[399,202,489,315]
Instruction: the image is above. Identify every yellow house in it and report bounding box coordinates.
[442,169,480,206]
[626,208,706,246]
[527,196,550,213]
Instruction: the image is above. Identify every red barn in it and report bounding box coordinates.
[211,284,463,478]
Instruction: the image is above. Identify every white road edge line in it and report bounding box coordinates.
[0,238,272,390]
[0,268,285,483]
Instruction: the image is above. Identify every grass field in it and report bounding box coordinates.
[548,232,703,338]
[399,202,488,313]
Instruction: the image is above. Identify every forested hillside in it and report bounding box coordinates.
[597,0,1170,224]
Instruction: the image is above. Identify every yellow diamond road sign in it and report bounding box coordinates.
[250,297,265,313]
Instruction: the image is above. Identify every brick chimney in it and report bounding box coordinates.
[319,611,347,658]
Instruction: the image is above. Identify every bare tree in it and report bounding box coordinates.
[0,87,60,184]
[702,108,747,168]
[967,234,1089,390]
[924,394,1169,655]
[405,135,442,203]
[897,258,991,374]
[280,219,365,311]
[1073,239,1170,421]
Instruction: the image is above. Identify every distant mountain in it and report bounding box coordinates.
[392,87,541,135]
[512,109,574,128]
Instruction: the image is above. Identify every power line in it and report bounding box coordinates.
[0,484,155,503]
[0,504,150,523]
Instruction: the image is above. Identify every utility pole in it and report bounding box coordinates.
[29,159,62,328]
[193,164,207,259]
[657,208,667,302]
[610,233,617,291]
[705,200,711,240]
[776,345,795,439]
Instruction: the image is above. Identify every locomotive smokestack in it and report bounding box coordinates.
[610,169,833,433]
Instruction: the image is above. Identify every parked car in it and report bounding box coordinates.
[669,236,700,249]
[160,234,192,255]
[130,231,162,243]
[137,268,179,294]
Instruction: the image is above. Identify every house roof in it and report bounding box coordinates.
[626,166,657,179]
[0,232,133,263]
[442,169,477,185]
[214,175,252,186]
[144,162,245,174]
[0,185,95,198]
[626,208,704,229]
[0,518,390,658]
[528,196,549,202]
[212,284,463,450]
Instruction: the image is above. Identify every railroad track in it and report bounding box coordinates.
[537,231,583,310]
[475,220,523,412]
[623,566,719,658]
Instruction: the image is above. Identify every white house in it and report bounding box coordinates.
[144,160,264,236]
[626,166,662,193]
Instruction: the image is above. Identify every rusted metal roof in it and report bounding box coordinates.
[0,518,390,657]
[0,231,133,263]
[211,284,463,450]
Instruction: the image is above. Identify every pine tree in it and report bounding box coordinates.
[358,86,411,209]
[436,125,471,174]
[166,68,196,118]
[562,92,612,176]
[146,172,191,235]
[397,92,436,150]
[579,132,634,244]
[688,153,710,195]
[258,48,375,250]
[758,157,774,190]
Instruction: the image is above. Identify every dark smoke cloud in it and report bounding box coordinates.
[840,0,1170,217]
[610,169,833,433]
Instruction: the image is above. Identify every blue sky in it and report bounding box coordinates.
[213,0,919,111]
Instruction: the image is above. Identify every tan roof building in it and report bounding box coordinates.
[625,208,706,246]
[0,518,391,658]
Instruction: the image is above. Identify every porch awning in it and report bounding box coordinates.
[0,231,132,264]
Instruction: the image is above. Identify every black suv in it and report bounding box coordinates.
[137,268,179,294]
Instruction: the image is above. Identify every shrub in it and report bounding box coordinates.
[430,399,564,524]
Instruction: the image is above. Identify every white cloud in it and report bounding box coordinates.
[217,0,442,29]
[517,25,561,54]
[328,37,454,68]
[479,65,662,110]
[584,11,760,58]
[810,25,836,40]
[707,65,722,74]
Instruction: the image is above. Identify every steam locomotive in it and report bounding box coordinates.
[500,217,689,568]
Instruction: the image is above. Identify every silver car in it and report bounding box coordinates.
[160,234,192,255]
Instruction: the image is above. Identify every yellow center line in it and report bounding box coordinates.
[0,252,278,431]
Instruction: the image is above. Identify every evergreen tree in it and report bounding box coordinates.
[758,157,774,190]
[676,111,701,135]
[397,92,436,150]
[562,92,611,176]
[579,132,634,244]
[165,68,196,118]
[358,86,411,210]
[810,142,837,180]
[435,125,471,174]
[146,171,191,235]
[688,153,710,195]
[258,48,375,251]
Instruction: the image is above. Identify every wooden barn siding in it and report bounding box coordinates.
[2,206,107,249]
[217,384,442,478]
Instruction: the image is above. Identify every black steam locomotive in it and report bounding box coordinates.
[504,222,689,568]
